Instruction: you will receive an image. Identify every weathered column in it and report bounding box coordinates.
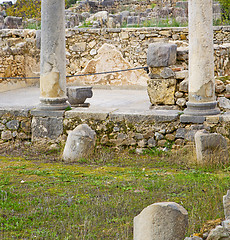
[183,0,220,117]
[39,0,69,110]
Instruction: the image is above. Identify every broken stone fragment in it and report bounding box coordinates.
[195,131,229,165]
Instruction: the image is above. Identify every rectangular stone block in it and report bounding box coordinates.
[147,43,177,67]
[147,78,176,105]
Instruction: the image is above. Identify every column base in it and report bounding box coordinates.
[38,97,70,110]
[180,101,220,123]
[183,101,220,116]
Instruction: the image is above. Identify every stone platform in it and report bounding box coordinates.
[0,86,230,149]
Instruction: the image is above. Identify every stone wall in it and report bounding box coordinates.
[2,108,230,152]
[0,110,31,143]
[0,26,229,92]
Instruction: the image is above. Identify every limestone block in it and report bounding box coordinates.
[206,225,230,240]
[147,43,177,67]
[62,124,96,163]
[32,116,64,141]
[66,86,93,107]
[147,78,176,105]
[195,131,229,165]
[134,202,188,240]
[223,191,230,220]
[149,67,175,79]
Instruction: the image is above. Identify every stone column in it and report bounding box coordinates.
[184,0,220,116]
[39,0,69,110]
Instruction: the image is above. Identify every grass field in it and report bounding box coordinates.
[0,144,230,239]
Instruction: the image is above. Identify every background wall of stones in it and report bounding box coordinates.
[0,27,229,104]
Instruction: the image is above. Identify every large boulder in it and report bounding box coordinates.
[63,124,96,163]
[134,202,188,240]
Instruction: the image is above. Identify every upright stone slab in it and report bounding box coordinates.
[39,0,69,110]
[134,202,188,240]
[183,0,220,119]
[195,131,228,165]
[63,124,96,163]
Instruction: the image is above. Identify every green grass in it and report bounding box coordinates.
[0,146,230,239]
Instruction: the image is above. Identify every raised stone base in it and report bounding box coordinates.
[38,97,70,110]
[31,110,65,141]
[183,101,220,116]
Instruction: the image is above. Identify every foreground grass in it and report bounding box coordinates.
[0,146,230,239]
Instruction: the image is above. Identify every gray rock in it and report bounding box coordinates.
[184,237,203,240]
[176,98,186,107]
[175,128,187,139]
[4,16,23,29]
[206,225,230,240]
[32,116,64,140]
[66,86,93,107]
[134,202,188,240]
[223,191,230,220]
[222,219,230,230]
[160,67,175,79]
[1,130,12,140]
[62,124,96,163]
[0,123,5,130]
[147,43,177,67]
[155,132,164,140]
[218,97,230,109]
[148,138,156,147]
[195,131,229,165]
[6,120,19,130]
[179,79,189,92]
